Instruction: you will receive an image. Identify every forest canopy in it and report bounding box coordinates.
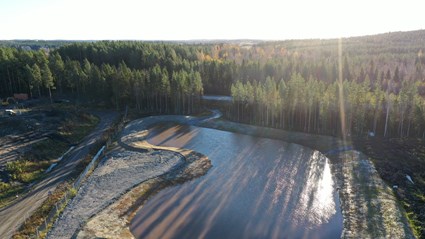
[1,30,425,138]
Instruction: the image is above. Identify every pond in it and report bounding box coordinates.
[130,124,342,239]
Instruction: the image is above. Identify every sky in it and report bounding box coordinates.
[0,0,424,40]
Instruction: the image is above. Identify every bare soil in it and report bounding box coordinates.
[352,137,425,238]
[0,106,90,183]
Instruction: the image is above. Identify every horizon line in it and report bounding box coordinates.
[1,29,424,42]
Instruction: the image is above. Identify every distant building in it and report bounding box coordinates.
[14,93,28,101]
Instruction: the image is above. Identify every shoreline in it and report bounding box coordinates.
[77,149,211,239]
[196,118,414,238]
[121,115,414,238]
[54,114,414,238]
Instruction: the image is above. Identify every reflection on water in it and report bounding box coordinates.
[295,152,336,226]
[131,124,342,239]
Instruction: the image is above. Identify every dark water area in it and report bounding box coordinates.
[201,95,232,101]
[130,124,343,239]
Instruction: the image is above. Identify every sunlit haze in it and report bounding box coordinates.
[1,0,424,40]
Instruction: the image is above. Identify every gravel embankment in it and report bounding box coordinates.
[335,151,413,238]
[46,150,184,239]
[77,151,211,239]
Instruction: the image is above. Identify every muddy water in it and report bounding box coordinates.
[130,124,343,239]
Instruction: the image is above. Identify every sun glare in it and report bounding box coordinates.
[294,151,337,226]
[0,0,424,40]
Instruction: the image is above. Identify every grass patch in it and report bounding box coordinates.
[27,139,68,161]
[404,208,422,239]
[0,183,24,208]
[6,160,51,183]
[415,192,425,202]
[396,187,425,238]
[195,110,213,117]
[59,113,99,144]
[0,159,51,207]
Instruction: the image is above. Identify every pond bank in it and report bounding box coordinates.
[77,149,210,238]
[113,115,413,238]
[196,119,414,238]
[53,114,414,238]
[46,117,211,239]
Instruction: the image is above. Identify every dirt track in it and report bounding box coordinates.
[0,111,119,239]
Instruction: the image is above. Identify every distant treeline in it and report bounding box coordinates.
[0,30,425,137]
[0,40,78,50]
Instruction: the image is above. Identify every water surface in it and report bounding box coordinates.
[202,95,233,101]
[130,124,342,239]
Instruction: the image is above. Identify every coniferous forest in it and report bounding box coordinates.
[1,30,425,138]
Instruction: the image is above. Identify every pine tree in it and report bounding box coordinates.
[31,64,42,98]
[41,63,54,103]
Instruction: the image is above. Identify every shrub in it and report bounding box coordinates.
[69,187,77,197]
[0,182,11,193]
